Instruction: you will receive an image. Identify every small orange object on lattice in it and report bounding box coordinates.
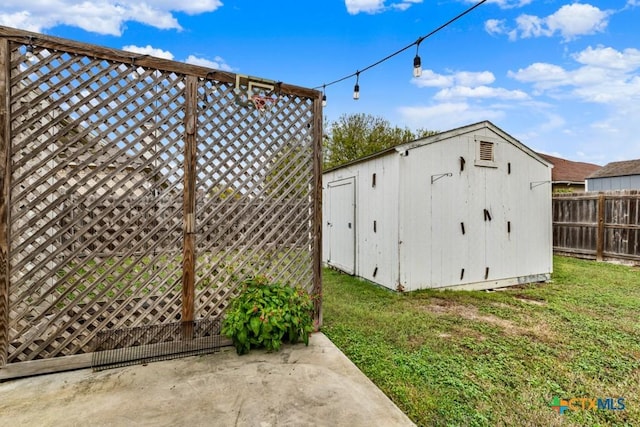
[251,94,277,112]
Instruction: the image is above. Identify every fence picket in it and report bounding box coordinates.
[553,191,640,263]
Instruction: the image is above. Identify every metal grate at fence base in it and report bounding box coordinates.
[91,319,222,371]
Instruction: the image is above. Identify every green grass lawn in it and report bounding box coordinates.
[322,256,640,427]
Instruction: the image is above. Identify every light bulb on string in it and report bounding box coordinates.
[25,45,35,60]
[24,37,37,63]
[413,55,422,78]
[311,0,490,93]
[353,72,360,100]
[322,85,327,107]
[413,39,423,78]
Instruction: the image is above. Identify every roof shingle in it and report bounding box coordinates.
[587,159,640,179]
[536,153,601,183]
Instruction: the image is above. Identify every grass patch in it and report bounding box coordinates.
[322,256,640,426]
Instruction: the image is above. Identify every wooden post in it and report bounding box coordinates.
[181,75,198,336]
[312,94,323,328]
[596,192,605,261]
[0,39,10,367]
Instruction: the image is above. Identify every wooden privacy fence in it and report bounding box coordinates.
[553,191,640,263]
[57,197,312,255]
[0,26,323,379]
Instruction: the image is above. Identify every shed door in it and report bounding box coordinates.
[326,177,356,274]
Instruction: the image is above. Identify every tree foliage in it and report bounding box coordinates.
[323,113,438,169]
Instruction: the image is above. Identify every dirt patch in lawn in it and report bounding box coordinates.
[425,299,555,342]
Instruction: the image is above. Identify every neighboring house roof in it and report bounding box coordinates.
[325,121,551,173]
[536,153,601,184]
[587,159,640,179]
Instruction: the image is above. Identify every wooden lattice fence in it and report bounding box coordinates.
[553,191,640,263]
[0,26,322,379]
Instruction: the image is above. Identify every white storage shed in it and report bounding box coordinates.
[322,121,553,291]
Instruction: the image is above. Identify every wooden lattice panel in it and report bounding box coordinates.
[8,45,185,362]
[194,81,314,319]
[0,27,320,370]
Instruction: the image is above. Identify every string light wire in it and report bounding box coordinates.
[315,0,488,91]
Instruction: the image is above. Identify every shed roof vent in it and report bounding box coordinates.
[479,141,494,162]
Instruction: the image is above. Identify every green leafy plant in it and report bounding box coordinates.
[221,276,315,355]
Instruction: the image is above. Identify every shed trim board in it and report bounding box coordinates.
[322,121,553,292]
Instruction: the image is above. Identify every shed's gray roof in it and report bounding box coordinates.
[587,159,640,179]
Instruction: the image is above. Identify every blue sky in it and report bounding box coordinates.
[1,0,639,165]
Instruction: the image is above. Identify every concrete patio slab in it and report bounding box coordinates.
[0,333,415,426]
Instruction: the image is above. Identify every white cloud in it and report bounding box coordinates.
[123,46,233,71]
[345,0,385,14]
[517,112,566,143]
[507,63,569,89]
[455,71,496,87]
[345,0,422,14]
[392,3,411,11]
[546,3,611,40]
[505,45,640,163]
[185,55,233,71]
[0,11,42,32]
[392,0,423,11]
[573,46,640,71]
[537,113,566,133]
[463,0,532,8]
[413,69,526,101]
[574,101,640,162]
[488,3,612,41]
[398,102,504,129]
[515,14,550,38]
[573,75,640,103]
[412,70,454,88]
[485,19,507,36]
[491,0,532,8]
[413,70,495,88]
[401,68,523,130]
[0,1,223,36]
[508,46,640,104]
[123,45,175,60]
[434,85,529,101]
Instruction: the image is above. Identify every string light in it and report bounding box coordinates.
[25,45,35,59]
[24,37,36,62]
[322,85,327,107]
[130,56,139,80]
[413,38,423,78]
[314,0,488,100]
[353,72,360,100]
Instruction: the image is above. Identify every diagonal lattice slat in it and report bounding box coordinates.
[2,32,320,369]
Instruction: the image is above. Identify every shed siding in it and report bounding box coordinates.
[587,175,640,192]
[323,154,400,288]
[322,122,552,291]
[397,127,551,290]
